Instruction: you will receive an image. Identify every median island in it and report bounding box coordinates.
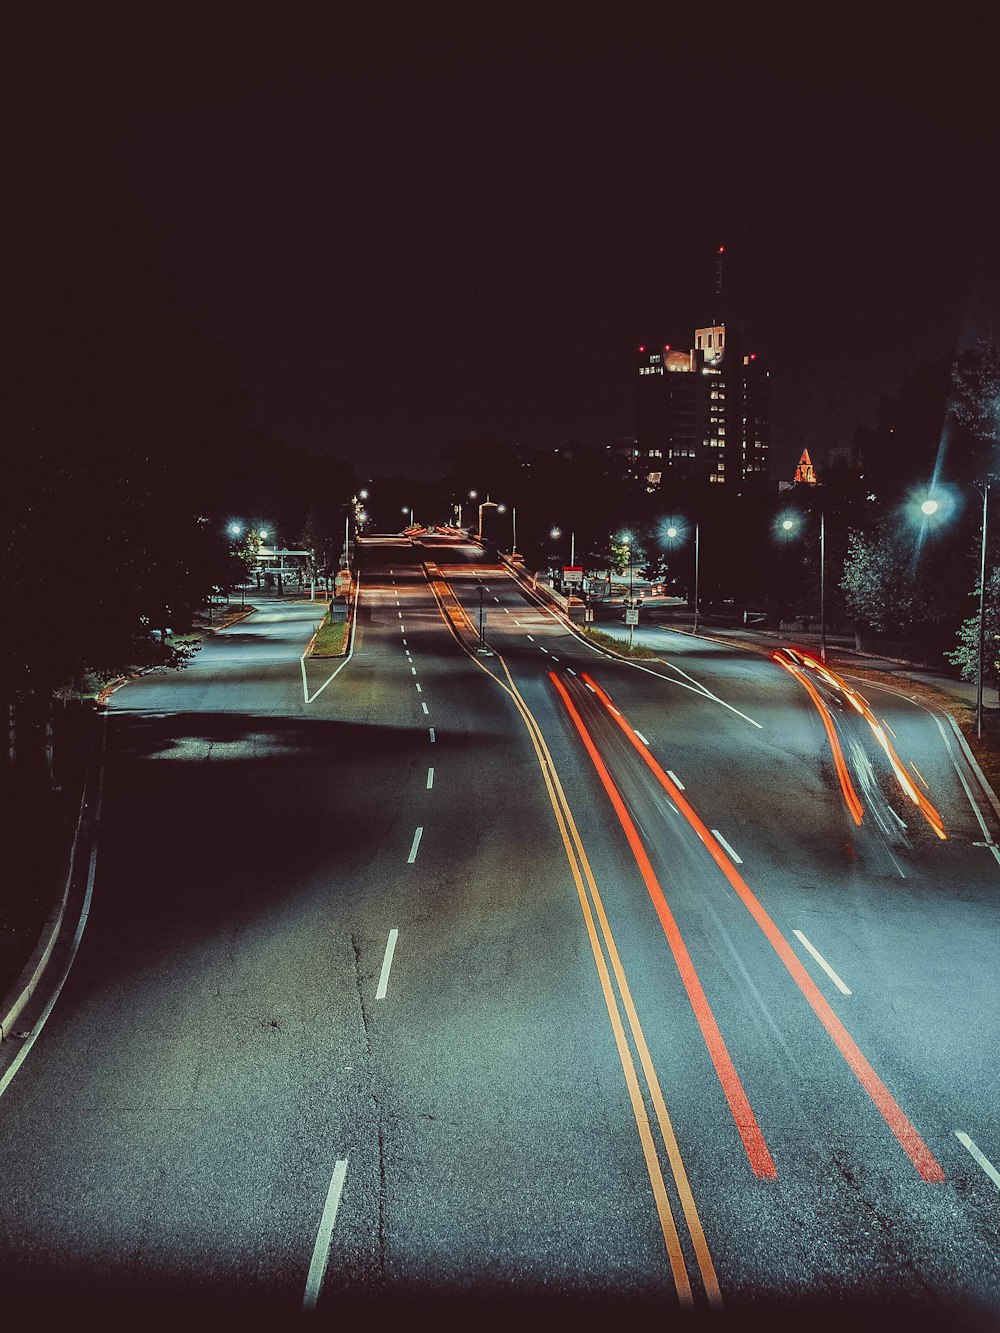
[310,614,349,657]
[579,626,657,660]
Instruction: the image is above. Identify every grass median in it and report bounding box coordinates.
[311,616,348,657]
[579,626,657,660]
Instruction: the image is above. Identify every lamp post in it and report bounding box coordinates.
[228,523,246,607]
[780,510,826,661]
[458,490,477,531]
[669,514,698,629]
[620,531,635,646]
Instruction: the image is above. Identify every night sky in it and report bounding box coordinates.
[23,11,999,484]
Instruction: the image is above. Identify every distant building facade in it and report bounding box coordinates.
[635,319,770,489]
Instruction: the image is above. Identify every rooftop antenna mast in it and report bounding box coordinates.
[714,244,725,325]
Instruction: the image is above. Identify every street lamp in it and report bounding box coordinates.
[456,490,478,530]
[663,519,700,632]
[776,508,826,662]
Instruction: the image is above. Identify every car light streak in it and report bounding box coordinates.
[425,564,723,1302]
[772,655,864,825]
[551,672,776,1179]
[784,652,946,840]
[579,671,946,1183]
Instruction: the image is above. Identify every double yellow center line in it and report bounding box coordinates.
[423,566,721,1308]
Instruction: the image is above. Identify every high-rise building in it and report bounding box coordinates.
[635,316,769,489]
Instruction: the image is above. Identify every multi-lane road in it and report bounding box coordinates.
[0,532,997,1327]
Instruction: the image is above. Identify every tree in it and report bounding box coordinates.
[839,519,969,638]
[947,567,1000,697]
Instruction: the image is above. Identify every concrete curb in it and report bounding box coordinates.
[0,724,101,1042]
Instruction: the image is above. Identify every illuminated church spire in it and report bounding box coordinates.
[793,448,817,484]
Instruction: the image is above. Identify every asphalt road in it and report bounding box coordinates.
[0,534,996,1329]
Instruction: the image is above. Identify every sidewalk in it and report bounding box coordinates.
[0,591,284,1044]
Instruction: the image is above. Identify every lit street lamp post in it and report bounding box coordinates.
[780,510,826,662]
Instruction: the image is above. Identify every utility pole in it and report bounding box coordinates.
[694,521,700,633]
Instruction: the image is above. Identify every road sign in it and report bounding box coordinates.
[563,566,584,585]
[625,608,639,626]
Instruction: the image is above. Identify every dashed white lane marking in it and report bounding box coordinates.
[402,638,407,646]
[400,625,405,634]
[415,683,422,693]
[539,646,548,654]
[567,668,577,676]
[407,827,423,863]
[634,731,649,745]
[376,929,400,1001]
[551,656,560,662]
[426,766,434,789]
[585,683,596,693]
[494,596,501,603]
[398,611,402,618]
[429,728,436,742]
[792,930,852,995]
[667,770,685,790]
[303,1158,349,1311]
[956,1131,1000,1189]
[610,706,621,716]
[421,702,429,714]
[504,607,510,614]
[712,830,743,865]
[527,634,534,641]
[411,667,417,675]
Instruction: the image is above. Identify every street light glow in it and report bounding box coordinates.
[782,519,794,530]
[666,526,678,539]
[550,527,561,539]
[921,499,940,516]
[229,522,243,537]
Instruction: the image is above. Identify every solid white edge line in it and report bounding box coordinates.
[376,929,400,1001]
[792,930,852,995]
[711,830,743,865]
[407,827,423,862]
[427,766,434,789]
[499,566,764,729]
[667,770,685,790]
[302,1157,349,1311]
[955,1131,1000,1189]
[634,731,649,745]
[303,574,362,705]
[0,719,107,1100]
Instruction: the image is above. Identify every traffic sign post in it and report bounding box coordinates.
[563,565,584,586]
